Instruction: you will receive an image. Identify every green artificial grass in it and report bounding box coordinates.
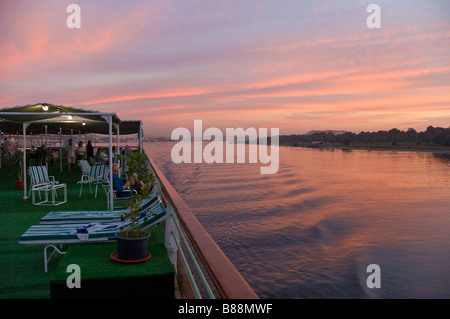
[0,159,109,298]
[50,226,170,282]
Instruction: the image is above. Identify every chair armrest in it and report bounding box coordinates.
[31,183,51,190]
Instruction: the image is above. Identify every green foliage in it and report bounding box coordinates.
[120,152,156,238]
[280,126,450,148]
[13,150,24,181]
[125,152,155,187]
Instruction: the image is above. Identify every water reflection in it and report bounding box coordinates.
[145,142,450,298]
[432,152,450,164]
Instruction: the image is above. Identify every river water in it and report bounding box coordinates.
[144,142,450,299]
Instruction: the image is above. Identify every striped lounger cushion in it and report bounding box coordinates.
[39,195,159,225]
[19,202,166,245]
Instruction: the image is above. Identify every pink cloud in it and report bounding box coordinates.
[1,1,449,137]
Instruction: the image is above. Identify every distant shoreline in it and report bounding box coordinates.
[280,143,450,154]
[141,140,450,154]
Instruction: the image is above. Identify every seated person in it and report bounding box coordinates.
[112,163,132,198]
[96,147,107,164]
[129,173,153,194]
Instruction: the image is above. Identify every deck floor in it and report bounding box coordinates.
[0,160,118,298]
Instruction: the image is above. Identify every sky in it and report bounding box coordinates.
[1,0,449,137]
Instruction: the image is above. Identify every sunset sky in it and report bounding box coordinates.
[1,0,449,137]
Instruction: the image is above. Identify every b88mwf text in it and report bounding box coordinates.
[178,303,272,316]
[223,303,272,314]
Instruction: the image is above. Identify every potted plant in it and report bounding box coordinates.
[13,150,25,189]
[115,152,156,261]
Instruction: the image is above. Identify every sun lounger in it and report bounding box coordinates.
[19,201,166,272]
[39,194,159,224]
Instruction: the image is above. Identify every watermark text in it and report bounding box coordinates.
[171,120,279,174]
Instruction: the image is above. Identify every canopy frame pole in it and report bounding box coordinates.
[102,114,114,210]
[22,122,30,200]
[108,115,113,210]
[117,124,120,157]
[45,125,48,171]
[59,127,62,173]
[139,121,142,153]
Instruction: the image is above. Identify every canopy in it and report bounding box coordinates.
[0,119,141,135]
[0,103,141,135]
[0,103,121,124]
[0,103,143,209]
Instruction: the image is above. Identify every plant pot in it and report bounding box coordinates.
[115,231,150,261]
[15,180,24,190]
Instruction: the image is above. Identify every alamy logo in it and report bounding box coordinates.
[366,264,381,288]
[366,4,381,29]
[171,120,279,174]
[66,264,81,289]
[66,4,81,29]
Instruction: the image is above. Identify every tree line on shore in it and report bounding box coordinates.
[280,126,450,147]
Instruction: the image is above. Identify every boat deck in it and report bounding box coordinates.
[0,159,175,298]
[49,226,174,298]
